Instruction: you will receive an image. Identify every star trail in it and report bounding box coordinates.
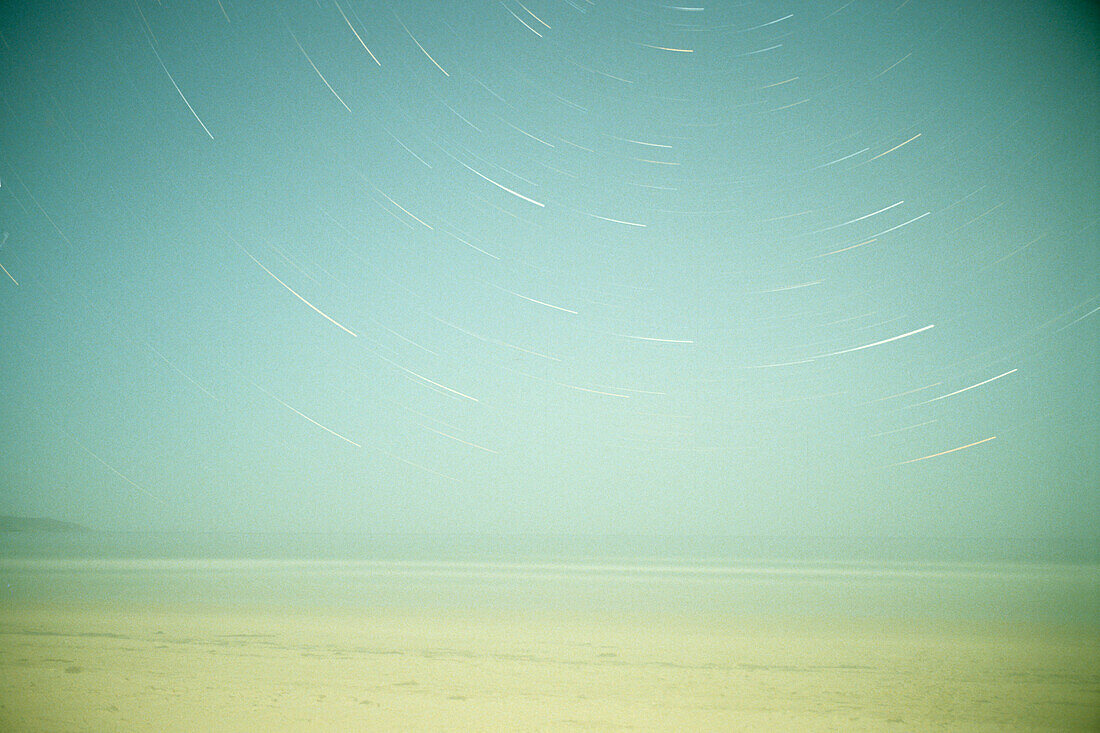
[0,1,1095,537]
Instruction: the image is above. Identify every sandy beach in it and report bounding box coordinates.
[1,604,1096,732]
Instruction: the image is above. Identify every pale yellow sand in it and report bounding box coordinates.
[1,606,1096,732]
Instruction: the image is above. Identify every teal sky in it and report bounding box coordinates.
[0,1,1096,537]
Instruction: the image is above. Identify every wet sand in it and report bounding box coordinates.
[1,605,1096,731]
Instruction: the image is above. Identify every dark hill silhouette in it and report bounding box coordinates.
[0,515,91,533]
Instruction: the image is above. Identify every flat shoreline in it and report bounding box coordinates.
[2,603,1097,731]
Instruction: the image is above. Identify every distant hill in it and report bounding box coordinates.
[0,515,92,533]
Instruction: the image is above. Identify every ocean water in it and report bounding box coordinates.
[2,532,1097,625]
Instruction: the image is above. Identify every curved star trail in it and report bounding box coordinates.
[0,1,1095,536]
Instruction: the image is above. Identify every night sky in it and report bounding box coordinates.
[0,1,1096,537]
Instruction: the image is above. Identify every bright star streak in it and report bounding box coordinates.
[894,436,996,466]
[815,324,934,358]
[235,241,358,338]
[912,369,1018,406]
